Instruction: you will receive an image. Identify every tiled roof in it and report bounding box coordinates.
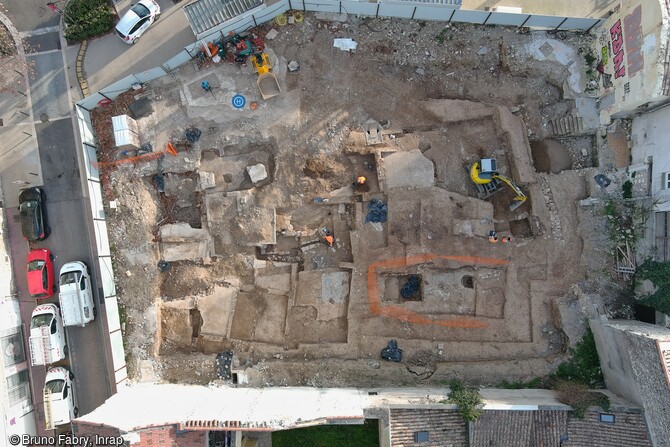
[565,410,651,447]
[394,408,651,447]
[470,410,569,447]
[389,408,467,447]
[72,421,122,446]
[132,425,206,447]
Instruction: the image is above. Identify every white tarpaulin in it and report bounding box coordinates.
[333,38,357,52]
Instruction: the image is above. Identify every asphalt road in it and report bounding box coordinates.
[1,0,115,436]
[85,0,195,93]
[4,120,113,436]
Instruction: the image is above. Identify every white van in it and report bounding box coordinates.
[44,366,77,429]
[29,304,67,366]
[58,261,96,327]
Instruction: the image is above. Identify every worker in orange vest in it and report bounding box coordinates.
[354,175,370,193]
[323,229,334,247]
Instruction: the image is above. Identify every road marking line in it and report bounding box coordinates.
[20,26,60,37]
[26,48,63,56]
[33,115,73,124]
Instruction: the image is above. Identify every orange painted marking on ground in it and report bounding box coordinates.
[92,143,178,169]
[367,254,510,329]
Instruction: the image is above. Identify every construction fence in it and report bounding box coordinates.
[73,0,602,388]
[75,105,128,388]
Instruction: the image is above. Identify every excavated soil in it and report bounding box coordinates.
[95,14,617,387]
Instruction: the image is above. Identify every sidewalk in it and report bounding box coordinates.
[460,0,619,19]
[0,13,43,207]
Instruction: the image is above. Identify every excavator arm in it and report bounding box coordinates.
[493,174,527,209]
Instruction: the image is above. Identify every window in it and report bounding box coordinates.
[7,370,30,407]
[130,3,150,17]
[130,17,149,34]
[663,172,670,190]
[656,212,670,261]
[414,431,429,442]
[1,332,26,366]
[599,413,615,423]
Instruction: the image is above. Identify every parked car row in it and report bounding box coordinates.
[20,187,95,429]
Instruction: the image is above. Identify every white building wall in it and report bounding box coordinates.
[593,0,670,122]
[0,198,36,440]
[631,104,670,211]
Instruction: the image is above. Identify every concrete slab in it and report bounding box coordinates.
[198,285,237,338]
[162,241,211,262]
[229,291,288,344]
[160,222,212,242]
[160,223,213,261]
[255,273,291,294]
[247,163,268,183]
[199,171,216,190]
[382,149,435,190]
[497,106,536,184]
[321,271,350,305]
[296,270,349,321]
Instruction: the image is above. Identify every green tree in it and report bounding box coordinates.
[448,380,484,422]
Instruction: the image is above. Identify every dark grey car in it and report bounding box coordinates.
[19,187,49,241]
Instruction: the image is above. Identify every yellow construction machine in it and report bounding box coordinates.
[252,53,282,100]
[470,158,527,211]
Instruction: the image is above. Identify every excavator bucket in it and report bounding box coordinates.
[257,73,282,100]
[509,197,526,212]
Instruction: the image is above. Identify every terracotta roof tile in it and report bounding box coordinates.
[565,410,651,447]
[470,410,568,447]
[390,408,467,447]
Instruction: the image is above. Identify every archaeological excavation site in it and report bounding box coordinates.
[91,15,619,387]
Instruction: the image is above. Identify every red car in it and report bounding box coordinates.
[27,249,56,299]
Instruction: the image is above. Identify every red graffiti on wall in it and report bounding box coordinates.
[610,19,626,78]
[624,5,644,77]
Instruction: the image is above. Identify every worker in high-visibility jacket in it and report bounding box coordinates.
[354,175,370,193]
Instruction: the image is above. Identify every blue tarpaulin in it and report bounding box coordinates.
[366,199,388,223]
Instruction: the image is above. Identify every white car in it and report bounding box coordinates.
[59,261,96,328]
[43,367,77,429]
[115,0,161,44]
[29,304,68,366]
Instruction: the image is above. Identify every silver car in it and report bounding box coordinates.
[115,0,161,44]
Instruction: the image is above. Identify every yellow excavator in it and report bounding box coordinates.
[470,158,527,211]
[252,53,282,100]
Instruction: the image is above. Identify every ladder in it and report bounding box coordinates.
[44,388,54,430]
[30,326,51,366]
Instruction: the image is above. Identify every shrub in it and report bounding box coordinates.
[448,380,484,422]
[553,329,604,388]
[554,381,610,418]
[498,377,544,389]
[637,259,670,314]
[622,180,633,199]
[64,0,116,42]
